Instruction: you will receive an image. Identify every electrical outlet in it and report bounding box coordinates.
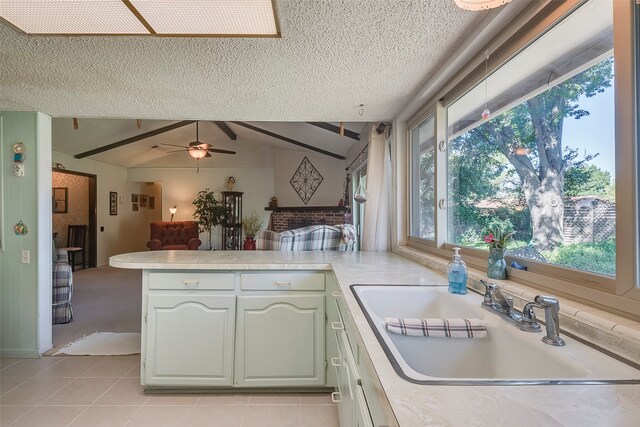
[21,250,30,264]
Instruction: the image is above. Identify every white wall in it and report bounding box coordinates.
[0,112,52,357]
[127,168,274,250]
[273,149,346,207]
[120,181,162,254]
[51,152,161,266]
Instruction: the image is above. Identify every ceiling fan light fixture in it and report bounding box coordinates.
[189,148,208,159]
[454,0,511,11]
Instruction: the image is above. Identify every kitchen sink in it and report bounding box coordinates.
[351,284,640,385]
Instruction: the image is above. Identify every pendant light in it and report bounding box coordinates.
[481,49,491,120]
[354,173,368,204]
[454,0,511,11]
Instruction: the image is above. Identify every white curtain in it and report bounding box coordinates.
[361,130,391,252]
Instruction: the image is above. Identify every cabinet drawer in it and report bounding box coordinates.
[148,272,234,290]
[240,273,324,291]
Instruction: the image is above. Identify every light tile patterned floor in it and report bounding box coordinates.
[0,356,339,427]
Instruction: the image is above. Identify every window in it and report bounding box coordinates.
[448,0,615,278]
[405,0,640,314]
[409,114,436,241]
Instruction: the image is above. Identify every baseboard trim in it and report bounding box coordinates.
[1,349,42,358]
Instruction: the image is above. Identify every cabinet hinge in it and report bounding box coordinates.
[324,313,328,323]
[143,360,146,368]
[144,313,147,322]
[324,360,328,368]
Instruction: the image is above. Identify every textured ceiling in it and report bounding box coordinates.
[0,0,485,121]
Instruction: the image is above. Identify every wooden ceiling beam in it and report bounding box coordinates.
[213,121,237,140]
[74,120,196,159]
[307,122,360,141]
[230,122,345,160]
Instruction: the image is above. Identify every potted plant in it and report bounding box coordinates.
[483,226,515,279]
[192,188,226,250]
[241,211,262,250]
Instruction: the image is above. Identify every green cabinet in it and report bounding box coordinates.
[145,294,236,387]
[235,295,325,387]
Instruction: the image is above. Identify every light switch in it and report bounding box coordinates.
[21,250,30,264]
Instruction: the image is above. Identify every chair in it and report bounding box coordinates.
[52,237,73,324]
[147,221,201,250]
[63,225,87,272]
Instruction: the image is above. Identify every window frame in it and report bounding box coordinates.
[402,0,640,317]
[407,104,438,248]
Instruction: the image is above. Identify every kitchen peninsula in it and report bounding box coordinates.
[110,250,640,426]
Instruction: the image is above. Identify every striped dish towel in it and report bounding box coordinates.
[384,318,487,338]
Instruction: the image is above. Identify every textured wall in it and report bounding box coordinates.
[52,171,90,247]
[270,209,350,232]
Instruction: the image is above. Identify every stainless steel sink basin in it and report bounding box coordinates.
[351,284,640,385]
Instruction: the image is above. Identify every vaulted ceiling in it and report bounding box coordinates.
[52,119,368,168]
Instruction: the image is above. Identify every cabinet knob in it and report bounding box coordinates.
[331,391,342,403]
[331,291,341,297]
[183,280,199,287]
[331,322,344,331]
[330,357,342,367]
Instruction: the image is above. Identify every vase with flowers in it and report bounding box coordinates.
[242,211,262,250]
[483,227,514,279]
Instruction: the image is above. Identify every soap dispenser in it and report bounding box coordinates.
[448,247,468,295]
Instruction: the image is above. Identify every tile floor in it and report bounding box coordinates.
[0,356,339,426]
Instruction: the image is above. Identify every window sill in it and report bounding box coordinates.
[394,245,640,366]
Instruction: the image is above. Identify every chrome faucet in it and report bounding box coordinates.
[479,280,541,332]
[524,295,566,346]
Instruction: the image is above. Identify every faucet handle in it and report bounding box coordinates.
[521,301,542,332]
[479,280,496,305]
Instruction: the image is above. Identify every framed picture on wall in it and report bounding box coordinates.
[140,195,148,208]
[110,191,117,215]
[53,187,68,213]
[132,203,139,211]
[131,194,138,203]
[149,196,155,209]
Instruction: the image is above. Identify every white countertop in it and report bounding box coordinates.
[110,250,640,426]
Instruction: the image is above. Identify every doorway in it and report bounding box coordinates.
[52,169,97,269]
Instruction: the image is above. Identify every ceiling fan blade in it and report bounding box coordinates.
[205,152,212,158]
[207,148,236,155]
[166,149,188,153]
[160,143,189,149]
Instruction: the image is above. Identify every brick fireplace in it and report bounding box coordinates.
[267,206,351,232]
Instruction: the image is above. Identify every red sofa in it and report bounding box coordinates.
[146,221,201,250]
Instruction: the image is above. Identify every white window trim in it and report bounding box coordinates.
[397,0,639,318]
[407,104,437,247]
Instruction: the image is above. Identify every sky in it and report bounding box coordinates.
[561,84,615,175]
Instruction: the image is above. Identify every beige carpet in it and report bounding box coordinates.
[53,332,141,355]
[51,266,142,353]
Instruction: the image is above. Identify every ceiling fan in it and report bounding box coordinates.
[161,121,236,159]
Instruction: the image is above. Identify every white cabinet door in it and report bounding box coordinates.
[235,295,325,387]
[145,294,235,386]
[353,384,374,427]
[334,329,354,427]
